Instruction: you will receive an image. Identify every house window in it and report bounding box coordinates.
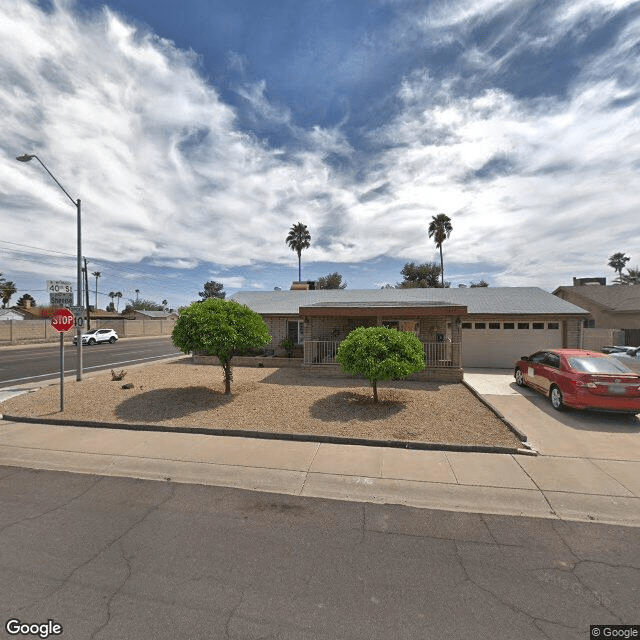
[287,321,304,345]
[503,322,515,329]
[532,322,544,330]
[488,322,500,329]
[517,323,530,329]
[474,322,486,329]
[583,319,596,328]
[461,322,472,329]
[548,322,559,330]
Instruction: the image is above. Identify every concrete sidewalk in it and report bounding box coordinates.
[1,416,638,527]
[1,367,639,527]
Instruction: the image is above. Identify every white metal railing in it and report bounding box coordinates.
[304,340,340,365]
[304,340,461,367]
[423,341,460,367]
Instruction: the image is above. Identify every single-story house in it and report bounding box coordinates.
[232,287,588,371]
[0,308,30,321]
[553,282,640,345]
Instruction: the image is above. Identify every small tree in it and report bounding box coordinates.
[336,327,425,403]
[316,272,347,289]
[469,280,489,287]
[172,298,271,395]
[1,281,17,308]
[199,281,226,300]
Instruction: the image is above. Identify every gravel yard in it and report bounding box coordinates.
[1,359,522,448]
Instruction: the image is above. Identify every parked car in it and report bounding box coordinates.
[600,345,639,354]
[514,349,640,413]
[73,328,118,345]
[608,347,640,374]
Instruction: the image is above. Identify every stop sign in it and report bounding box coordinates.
[51,308,75,333]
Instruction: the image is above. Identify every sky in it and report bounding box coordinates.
[1,0,639,309]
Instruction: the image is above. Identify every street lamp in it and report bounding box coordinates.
[16,154,84,381]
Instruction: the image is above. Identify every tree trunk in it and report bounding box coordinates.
[439,244,444,286]
[221,360,233,395]
[372,381,378,403]
[297,250,302,281]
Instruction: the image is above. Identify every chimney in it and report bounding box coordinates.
[290,281,316,291]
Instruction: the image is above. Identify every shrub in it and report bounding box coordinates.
[336,327,425,402]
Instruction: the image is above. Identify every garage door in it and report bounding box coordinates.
[462,321,563,368]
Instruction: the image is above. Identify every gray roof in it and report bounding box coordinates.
[232,287,588,316]
[554,285,640,312]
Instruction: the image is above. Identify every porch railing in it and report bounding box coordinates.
[304,340,461,367]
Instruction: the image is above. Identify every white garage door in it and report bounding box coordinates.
[462,321,563,368]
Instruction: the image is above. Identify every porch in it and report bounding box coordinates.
[303,340,461,367]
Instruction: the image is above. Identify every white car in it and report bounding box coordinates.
[609,347,640,374]
[73,328,118,345]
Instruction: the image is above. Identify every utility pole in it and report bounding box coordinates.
[83,258,91,331]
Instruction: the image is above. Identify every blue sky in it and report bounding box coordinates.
[1,0,640,309]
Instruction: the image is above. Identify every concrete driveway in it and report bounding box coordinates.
[464,368,640,460]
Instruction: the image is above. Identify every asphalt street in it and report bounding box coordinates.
[0,466,637,640]
[0,337,181,388]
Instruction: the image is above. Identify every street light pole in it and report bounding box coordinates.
[16,154,84,381]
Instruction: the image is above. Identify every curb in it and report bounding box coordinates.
[0,414,524,455]
[461,379,538,455]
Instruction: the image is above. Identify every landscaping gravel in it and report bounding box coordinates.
[1,358,522,448]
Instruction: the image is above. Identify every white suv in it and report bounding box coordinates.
[73,328,119,345]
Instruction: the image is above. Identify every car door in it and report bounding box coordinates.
[96,329,110,343]
[538,352,561,395]
[524,352,547,389]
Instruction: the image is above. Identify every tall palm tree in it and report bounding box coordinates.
[428,214,453,286]
[115,291,123,312]
[92,271,101,309]
[286,222,311,282]
[608,252,630,283]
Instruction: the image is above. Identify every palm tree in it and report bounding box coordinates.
[92,271,101,309]
[286,222,311,282]
[135,289,140,302]
[1,281,17,308]
[115,291,123,312]
[608,252,631,283]
[428,214,453,286]
[621,266,640,285]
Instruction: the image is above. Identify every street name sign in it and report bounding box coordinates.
[51,308,75,333]
[47,280,74,307]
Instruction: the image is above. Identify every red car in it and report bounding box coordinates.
[514,349,640,413]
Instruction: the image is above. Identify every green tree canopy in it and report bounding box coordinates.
[336,326,425,403]
[469,280,489,287]
[172,298,271,395]
[122,299,166,314]
[398,262,447,288]
[316,272,347,289]
[199,280,226,300]
[286,222,311,281]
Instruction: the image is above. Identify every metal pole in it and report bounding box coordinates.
[76,199,83,381]
[60,331,64,411]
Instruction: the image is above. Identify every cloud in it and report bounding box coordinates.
[1,0,639,297]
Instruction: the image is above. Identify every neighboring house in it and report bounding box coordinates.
[127,310,179,320]
[232,287,588,370]
[553,281,640,345]
[0,308,29,321]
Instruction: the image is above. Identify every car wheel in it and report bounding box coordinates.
[514,368,526,387]
[109,336,116,343]
[549,385,565,411]
[88,338,96,345]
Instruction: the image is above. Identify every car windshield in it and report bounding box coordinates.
[568,356,633,374]
[84,330,98,335]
